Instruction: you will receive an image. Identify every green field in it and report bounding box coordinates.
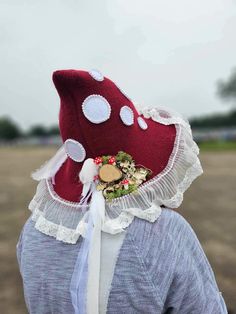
[199,140,236,151]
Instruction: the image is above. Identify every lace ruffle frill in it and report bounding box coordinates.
[29,106,203,244]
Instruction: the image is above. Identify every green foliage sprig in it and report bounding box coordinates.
[94,151,152,201]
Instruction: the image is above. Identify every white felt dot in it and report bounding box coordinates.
[88,69,104,82]
[137,117,148,130]
[120,106,134,126]
[65,139,86,162]
[82,95,111,124]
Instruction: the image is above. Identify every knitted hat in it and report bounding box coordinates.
[30,69,203,314]
[52,69,177,202]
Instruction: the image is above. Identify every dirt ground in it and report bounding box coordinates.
[0,147,235,314]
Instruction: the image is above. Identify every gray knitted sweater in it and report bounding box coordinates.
[17,208,227,314]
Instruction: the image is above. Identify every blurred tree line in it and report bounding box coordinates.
[0,116,59,141]
[1,67,236,140]
[190,110,236,128]
[191,67,236,128]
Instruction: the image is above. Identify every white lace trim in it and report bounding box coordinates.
[29,179,162,244]
[137,104,191,132]
[32,207,87,244]
[29,105,203,244]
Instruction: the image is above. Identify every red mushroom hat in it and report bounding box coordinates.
[31,69,202,241]
[53,68,177,201]
[29,69,203,314]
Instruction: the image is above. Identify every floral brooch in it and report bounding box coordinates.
[93,151,152,201]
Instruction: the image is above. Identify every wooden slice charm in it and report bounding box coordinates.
[99,164,122,183]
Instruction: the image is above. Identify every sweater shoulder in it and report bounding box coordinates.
[131,208,198,251]
[126,208,220,305]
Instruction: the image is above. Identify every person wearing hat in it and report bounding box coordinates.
[16,69,227,314]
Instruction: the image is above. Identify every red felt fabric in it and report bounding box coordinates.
[52,69,176,202]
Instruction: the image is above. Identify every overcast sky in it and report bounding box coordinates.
[1,0,236,129]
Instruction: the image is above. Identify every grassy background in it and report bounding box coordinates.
[0,146,235,313]
[199,140,236,151]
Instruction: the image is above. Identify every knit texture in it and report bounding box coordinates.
[16,209,227,314]
[107,209,227,313]
[52,70,176,202]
